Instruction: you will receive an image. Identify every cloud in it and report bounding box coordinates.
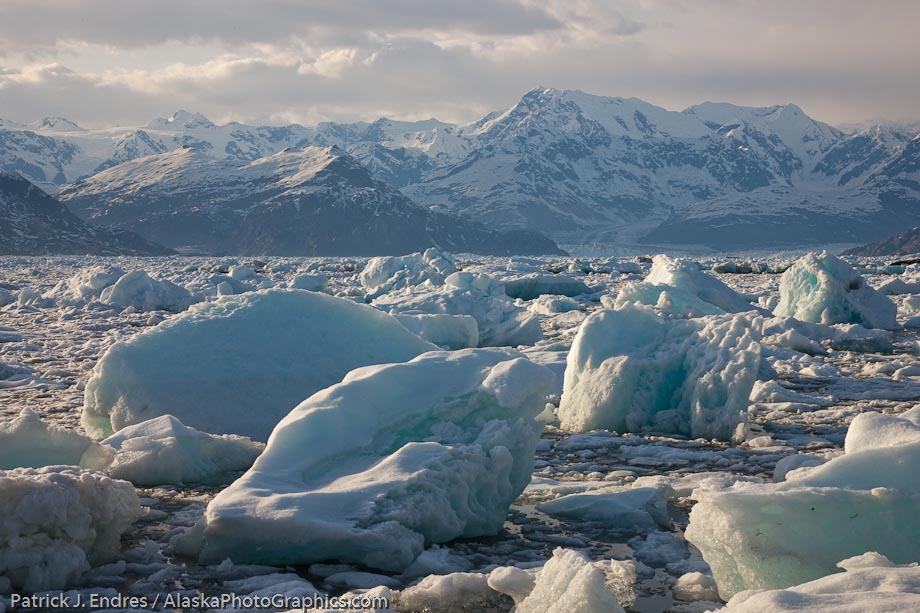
[0,0,916,127]
[0,0,563,50]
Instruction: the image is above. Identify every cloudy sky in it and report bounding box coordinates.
[0,0,917,129]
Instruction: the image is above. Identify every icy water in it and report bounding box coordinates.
[2,254,919,612]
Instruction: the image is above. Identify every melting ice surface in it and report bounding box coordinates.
[3,251,920,611]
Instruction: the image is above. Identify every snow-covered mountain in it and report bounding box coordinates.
[58,146,563,256]
[0,172,171,256]
[3,89,920,251]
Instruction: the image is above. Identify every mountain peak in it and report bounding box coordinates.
[148,110,214,131]
[28,117,84,132]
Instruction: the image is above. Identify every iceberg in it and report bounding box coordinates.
[47,266,125,305]
[102,415,264,486]
[536,486,670,534]
[287,273,328,293]
[373,271,543,347]
[775,252,897,330]
[528,295,581,315]
[685,408,920,599]
[644,255,764,314]
[0,466,142,591]
[99,270,195,312]
[360,248,456,301]
[197,349,552,571]
[722,553,920,612]
[0,408,113,471]
[558,305,761,440]
[514,549,627,613]
[83,289,435,441]
[502,273,591,300]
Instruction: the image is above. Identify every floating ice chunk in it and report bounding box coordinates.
[398,572,503,613]
[750,380,832,406]
[83,289,434,441]
[536,486,670,534]
[686,410,920,599]
[361,248,456,301]
[673,572,721,602]
[612,282,725,317]
[775,252,897,330]
[198,349,552,571]
[0,466,142,592]
[99,270,195,313]
[558,305,761,440]
[829,324,894,353]
[396,313,479,349]
[515,549,626,613]
[773,453,826,482]
[529,295,581,315]
[722,553,920,612]
[877,276,920,295]
[287,273,328,293]
[762,328,827,355]
[644,255,765,314]
[503,274,591,300]
[101,415,264,486]
[0,409,113,470]
[488,566,536,604]
[0,287,14,307]
[47,266,125,304]
[401,545,472,580]
[374,271,543,347]
[228,265,258,281]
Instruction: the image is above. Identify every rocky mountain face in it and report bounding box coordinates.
[0,172,171,256]
[843,226,920,257]
[57,146,562,256]
[3,89,920,252]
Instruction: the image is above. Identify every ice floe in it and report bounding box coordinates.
[82,289,434,440]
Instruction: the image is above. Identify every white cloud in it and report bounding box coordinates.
[0,0,917,127]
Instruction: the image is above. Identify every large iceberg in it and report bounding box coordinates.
[558,305,761,440]
[82,289,435,441]
[0,466,142,591]
[99,270,195,312]
[685,408,920,599]
[197,349,552,571]
[373,271,543,347]
[102,415,264,486]
[775,252,897,330]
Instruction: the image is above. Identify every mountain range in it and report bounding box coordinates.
[0,172,171,256]
[2,87,920,253]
